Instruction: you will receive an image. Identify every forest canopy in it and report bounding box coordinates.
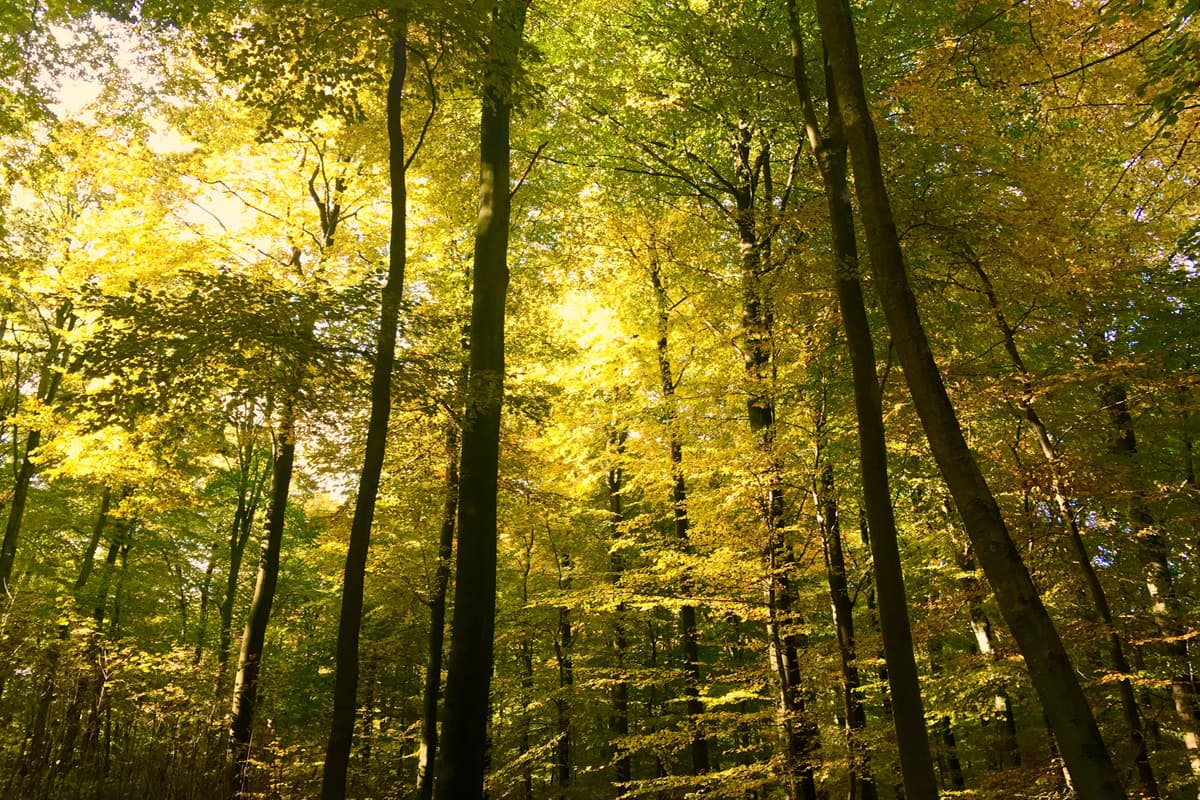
[1,1,1198,799]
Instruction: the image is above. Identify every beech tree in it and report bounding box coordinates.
[2,2,1199,799]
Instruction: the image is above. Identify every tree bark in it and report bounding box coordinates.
[229,416,295,800]
[319,20,409,800]
[554,549,573,796]
[963,250,1158,796]
[74,486,113,597]
[1086,334,1200,786]
[0,300,74,595]
[812,1,1126,796]
[607,422,633,792]
[219,435,270,675]
[433,2,527,796]
[731,120,818,800]
[648,255,711,776]
[814,456,878,800]
[788,10,937,796]
[416,421,459,800]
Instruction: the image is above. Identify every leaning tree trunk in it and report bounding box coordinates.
[812,1,1126,796]
[787,10,937,796]
[319,21,410,800]
[433,2,527,797]
[74,486,113,599]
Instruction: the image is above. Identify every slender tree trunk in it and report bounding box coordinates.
[319,22,408,799]
[94,518,133,627]
[952,536,1020,769]
[554,550,573,796]
[934,715,965,791]
[607,423,633,792]
[788,11,936,796]
[219,447,270,676]
[1087,334,1200,785]
[416,422,460,800]
[74,486,113,597]
[229,417,296,800]
[648,256,711,776]
[731,121,818,800]
[963,249,1158,796]
[195,542,218,665]
[813,454,877,800]
[0,302,73,594]
[433,3,527,796]
[517,532,535,800]
[813,1,1126,796]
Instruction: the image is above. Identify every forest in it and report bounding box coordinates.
[1,0,1198,798]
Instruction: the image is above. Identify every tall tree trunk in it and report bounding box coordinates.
[219,440,271,676]
[229,414,296,800]
[433,2,527,796]
[648,255,711,776]
[195,542,218,665]
[319,21,409,799]
[607,422,633,792]
[0,301,74,595]
[416,421,460,800]
[731,121,817,800]
[787,11,937,796]
[963,248,1159,797]
[813,451,877,800]
[1087,334,1200,784]
[812,1,1126,796]
[554,549,573,796]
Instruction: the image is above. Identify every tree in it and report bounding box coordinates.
[434,1,529,796]
[812,0,1126,796]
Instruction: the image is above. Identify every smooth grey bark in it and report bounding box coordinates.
[433,2,527,796]
[320,21,410,798]
[788,9,936,796]
[812,0,1126,796]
